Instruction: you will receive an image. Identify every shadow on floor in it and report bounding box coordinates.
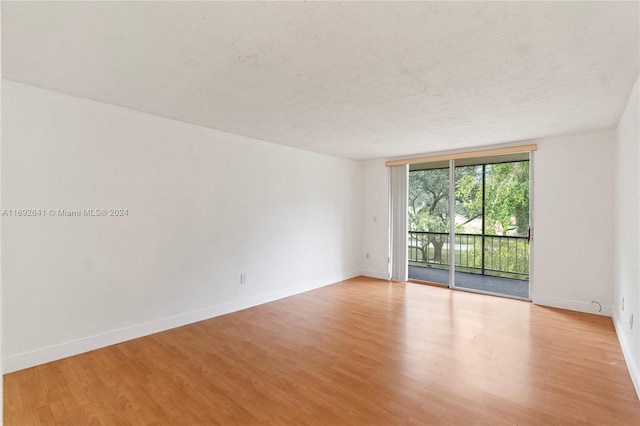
[408,265,529,299]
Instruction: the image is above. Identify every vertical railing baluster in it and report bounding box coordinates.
[513,238,516,274]
[507,238,511,271]
[491,237,495,272]
[468,234,472,271]
[499,237,502,272]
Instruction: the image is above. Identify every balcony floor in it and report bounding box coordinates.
[408,265,529,299]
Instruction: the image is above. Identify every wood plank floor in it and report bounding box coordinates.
[4,277,640,425]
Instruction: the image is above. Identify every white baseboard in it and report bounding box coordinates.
[3,271,360,374]
[612,314,640,400]
[360,269,390,280]
[532,296,612,317]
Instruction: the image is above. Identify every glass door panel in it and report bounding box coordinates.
[407,161,451,285]
[453,157,531,299]
[453,165,484,291]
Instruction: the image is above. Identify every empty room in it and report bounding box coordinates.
[1,1,639,425]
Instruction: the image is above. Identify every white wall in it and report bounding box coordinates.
[361,130,616,317]
[0,5,4,419]
[613,76,639,397]
[531,130,615,315]
[1,81,362,372]
[361,159,390,280]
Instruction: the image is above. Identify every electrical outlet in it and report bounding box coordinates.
[240,273,247,285]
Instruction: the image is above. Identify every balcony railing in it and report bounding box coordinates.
[408,231,529,280]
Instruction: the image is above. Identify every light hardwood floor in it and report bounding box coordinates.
[4,277,640,425]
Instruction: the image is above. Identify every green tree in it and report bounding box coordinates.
[454,166,483,225]
[486,162,529,235]
[409,168,449,232]
[408,168,450,262]
[409,168,480,262]
[454,162,529,236]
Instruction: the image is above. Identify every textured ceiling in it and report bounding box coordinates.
[2,1,639,160]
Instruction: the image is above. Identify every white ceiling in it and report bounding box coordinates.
[2,1,639,160]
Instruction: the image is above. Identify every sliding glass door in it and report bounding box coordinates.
[453,157,530,299]
[406,153,531,300]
